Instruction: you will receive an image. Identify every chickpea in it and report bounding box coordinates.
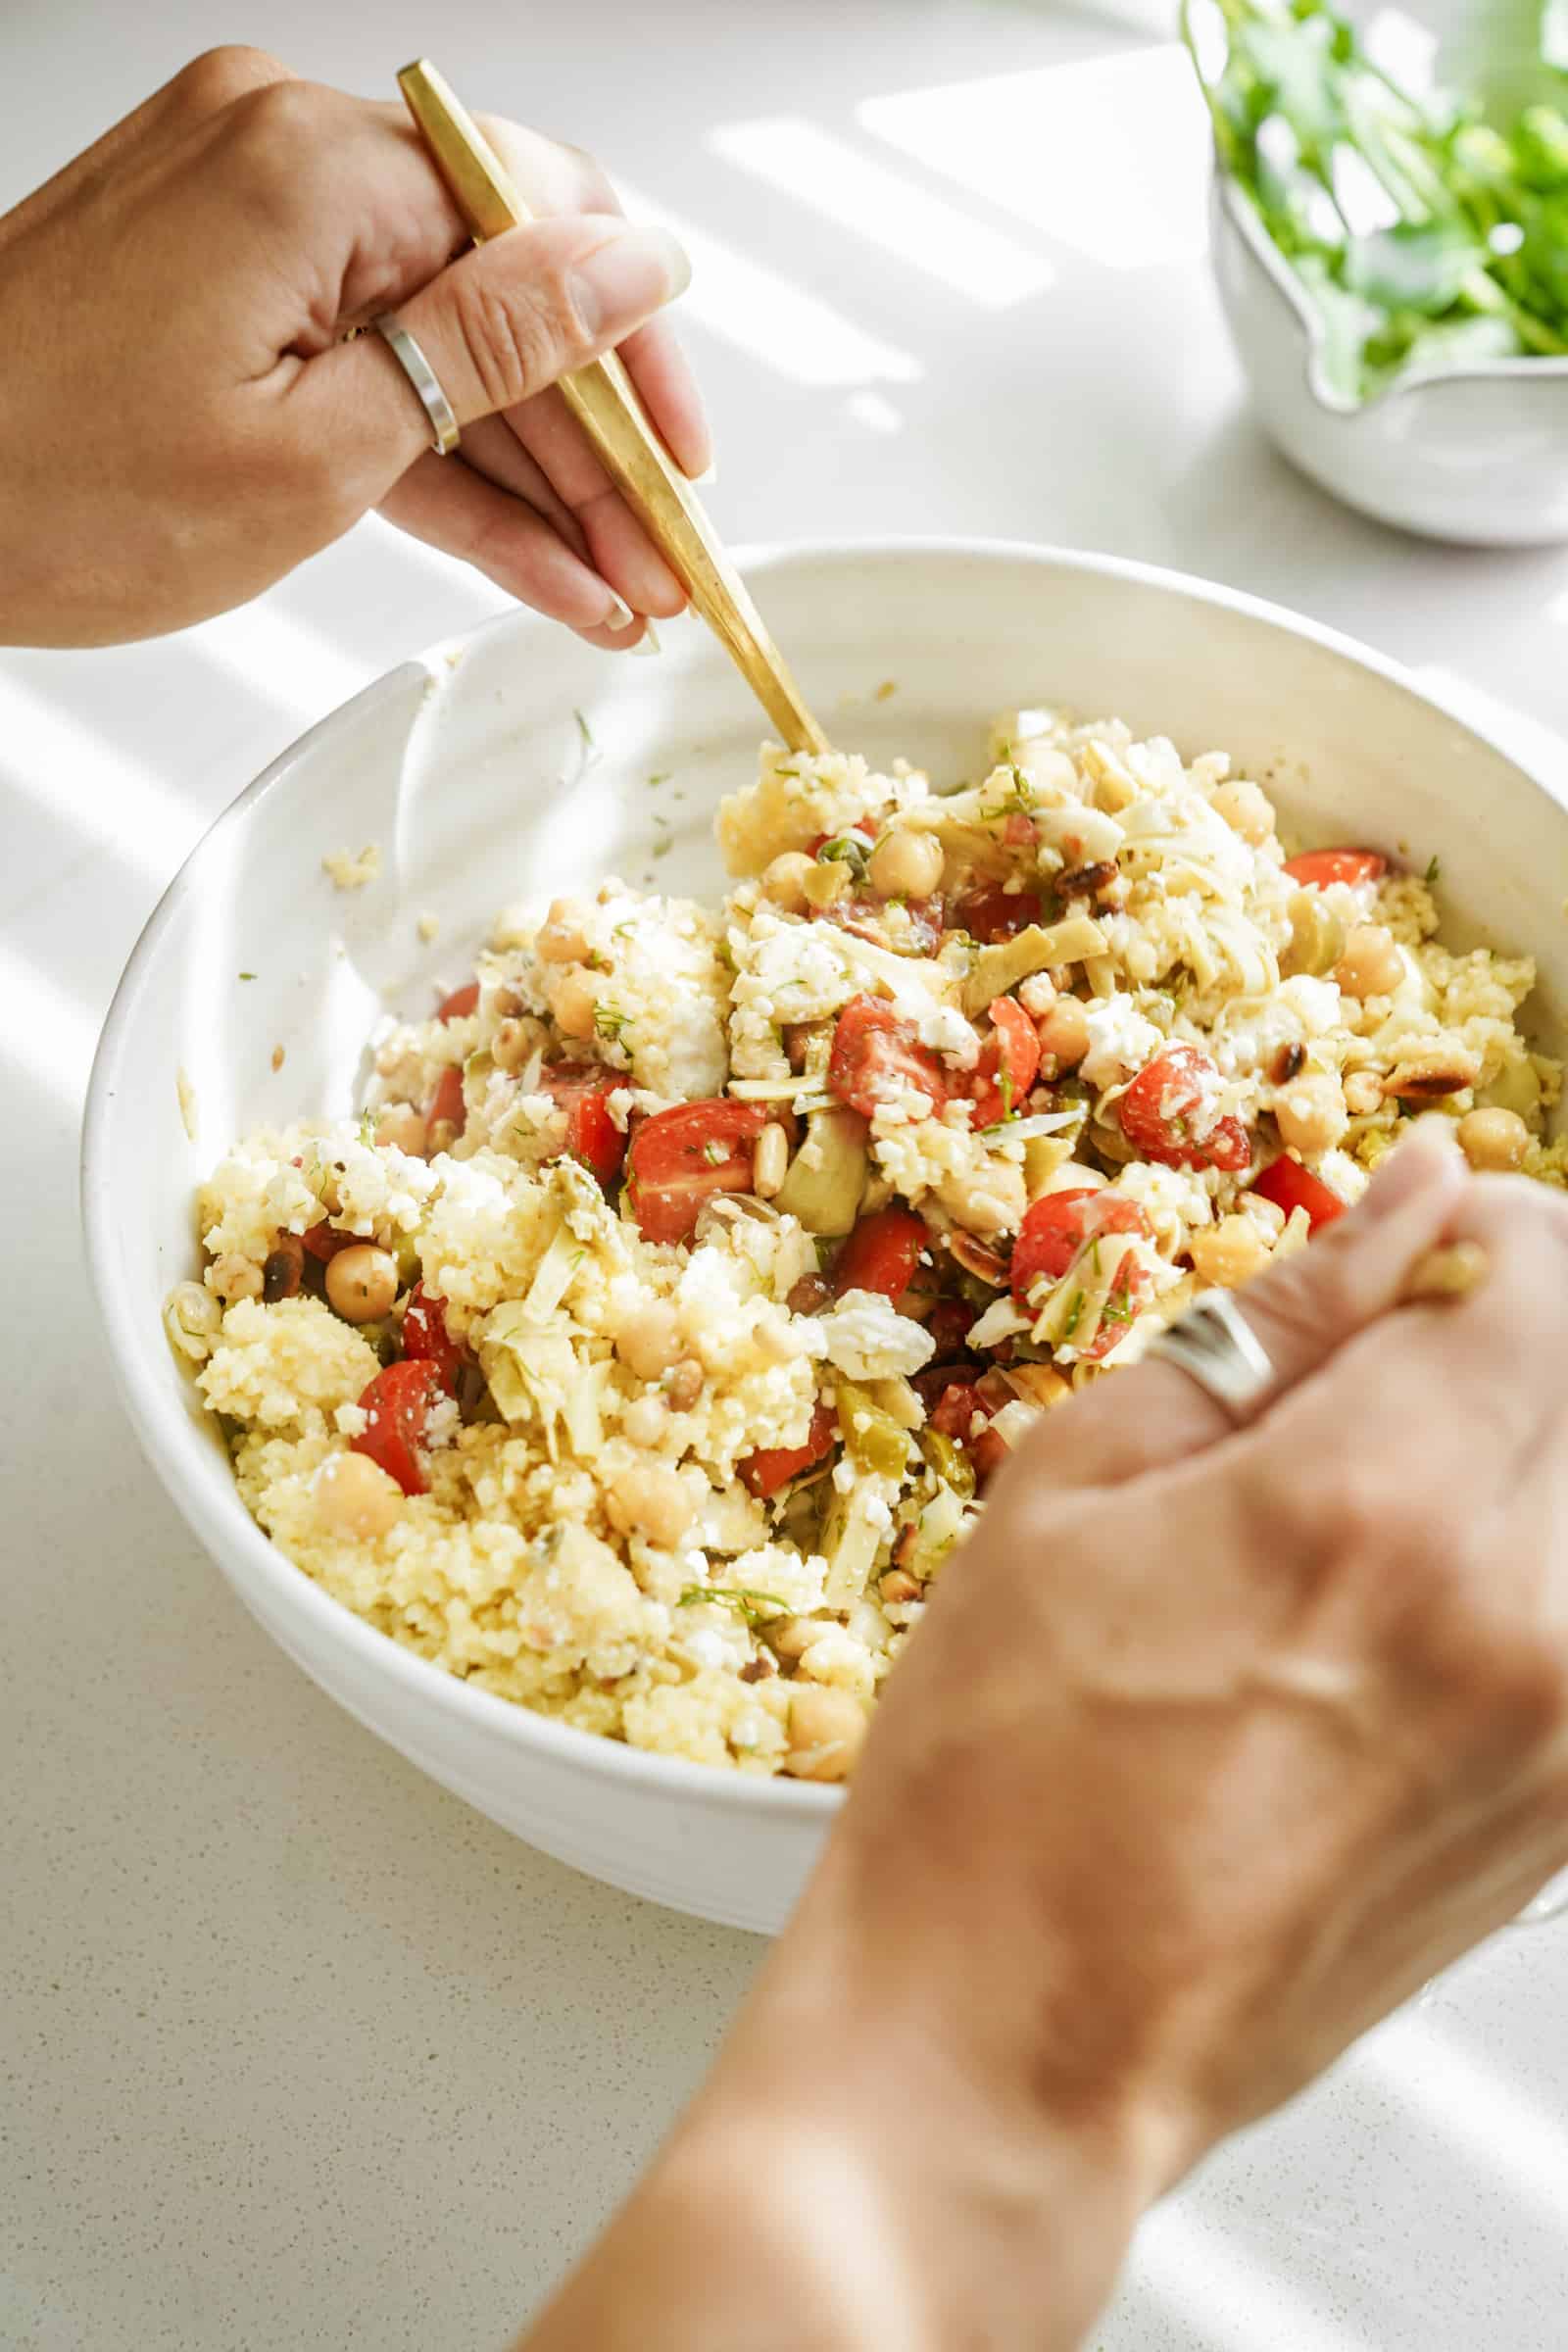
[614,1301,682,1383]
[760,851,816,913]
[1458,1105,1529,1172]
[1189,1214,1272,1290]
[325,1244,400,1323]
[209,1252,263,1304]
[620,1395,667,1447]
[1335,924,1403,1001]
[1274,1071,1348,1156]
[605,1463,695,1549]
[373,1102,428,1156]
[1034,995,1090,1069]
[492,1015,547,1074]
[753,1122,790,1199]
[665,1357,706,1411]
[867,825,944,901]
[768,1615,824,1664]
[548,964,601,1040]
[537,897,594,964]
[1343,1068,1384,1116]
[1209,777,1276,847]
[315,1449,403,1540]
[784,1686,867,1783]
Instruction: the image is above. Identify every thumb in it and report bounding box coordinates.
[1002,1120,1470,1496]
[315,212,691,481]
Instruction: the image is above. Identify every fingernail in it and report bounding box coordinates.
[573,226,690,339]
[604,591,636,632]
[630,620,662,659]
[689,457,719,486]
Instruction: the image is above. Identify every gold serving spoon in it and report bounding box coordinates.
[397,58,829,758]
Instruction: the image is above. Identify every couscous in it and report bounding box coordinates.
[168,709,1567,1781]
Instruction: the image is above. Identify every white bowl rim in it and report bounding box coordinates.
[1212,169,1568,416]
[79,530,1556,1828]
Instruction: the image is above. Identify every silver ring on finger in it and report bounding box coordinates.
[373,314,462,455]
[1148,1289,1275,1421]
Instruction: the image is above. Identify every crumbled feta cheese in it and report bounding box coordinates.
[1081,995,1164,1091]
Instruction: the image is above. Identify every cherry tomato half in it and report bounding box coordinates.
[400,1283,466,1394]
[350,1358,441,1496]
[539,1064,627,1192]
[625,1099,778,1245]
[1009,1189,1155,1364]
[834,1206,928,1302]
[436,980,480,1022]
[739,1399,838,1498]
[827,996,950,1121]
[1117,1046,1251,1174]
[425,1064,466,1141]
[1250,1154,1347,1233]
[1282,849,1387,890]
[969,996,1041,1128]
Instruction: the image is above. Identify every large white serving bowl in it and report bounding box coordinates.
[82,539,1568,1936]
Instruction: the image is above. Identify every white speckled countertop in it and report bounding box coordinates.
[5,3,1568,2345]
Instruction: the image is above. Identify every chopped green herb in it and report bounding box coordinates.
[702,1138,728,1165]
[647,771,670,787]
[678,1585,791,1626]
[1425,854,1443,885]
[238,971,256,982]
[594,1004,630,1044]
[651,836,674,859]
[574,709,595,751]
[358,1109,378,1149]
[816,833,870,880]
[1060,1290,1086,1342]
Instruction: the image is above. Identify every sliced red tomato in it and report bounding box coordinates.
[970,996,1042,1128]
[1010,1189,1155,1363]
[425,1063,466,1141]
[1282,849,1387,890]
[1010,1190,1152,1299]
[302,1219,355,1262]
[1250,1154,1347,1233]
[400,1283,466,1393]
[739,1399,838,1498]
[625,1100,777,1245]
[539,1064,627,1191]
[350,1359,441,1496]
[954,884,1043,945]
[834,1206,928,1301]
[436,980,479,1022]
[1117,1046,1251,1174]
[827,996,950,1121]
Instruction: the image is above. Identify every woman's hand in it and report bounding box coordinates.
[0,47,707,649]
[524,1128,1568,2350]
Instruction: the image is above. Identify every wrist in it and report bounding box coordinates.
[680,1871,1176,2352]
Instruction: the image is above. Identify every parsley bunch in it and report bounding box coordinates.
[1185,0,1568,401]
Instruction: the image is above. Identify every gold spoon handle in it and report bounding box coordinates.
[396,59,829,758]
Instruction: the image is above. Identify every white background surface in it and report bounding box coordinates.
[5,3,1568,2346]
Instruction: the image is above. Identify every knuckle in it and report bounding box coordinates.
[450,272,564,412]
[172,45,289,113]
